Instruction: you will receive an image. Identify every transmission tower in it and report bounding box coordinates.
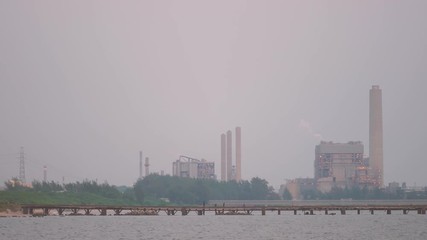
[19,147,26,183]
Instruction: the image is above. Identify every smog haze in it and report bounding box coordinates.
[1,1,426,189]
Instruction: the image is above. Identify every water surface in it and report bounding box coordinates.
[1,213,426,240]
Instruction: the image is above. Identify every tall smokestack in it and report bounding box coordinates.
[221,133,226,181]
[145,157,150,176]
[369,85,383,187]
[43,165,47,182]
[139,151,143,179]
[235,127,241,181]
[19,147,25,183]
[226,130,232,181]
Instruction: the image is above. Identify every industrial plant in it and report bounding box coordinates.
[314,141,366,192]
[283,86,385,199]
[172,156,215,179]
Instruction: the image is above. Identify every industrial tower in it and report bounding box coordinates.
[139,151,143,179]
[220,127,242,181]
[226,130,232,181]
[145,157,150,176]
[220,134,226,181]
[369,85,384,187]
[19,147,26,183]
[43,165,47,182]
[235,127,242,181]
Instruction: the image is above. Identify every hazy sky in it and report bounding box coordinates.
[1,1,426,189]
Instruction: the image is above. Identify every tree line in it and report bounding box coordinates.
[4,175,280,205]
[5,178,127,200]
[133,174,280,204]
[7,175,425,205]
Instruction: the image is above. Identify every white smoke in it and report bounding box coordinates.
[298,119,323,141]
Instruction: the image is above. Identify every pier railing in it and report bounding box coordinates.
[21,200,427,216]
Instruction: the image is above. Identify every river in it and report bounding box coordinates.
[1,213,426,240]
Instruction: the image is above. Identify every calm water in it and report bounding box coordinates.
[1,213,427,240]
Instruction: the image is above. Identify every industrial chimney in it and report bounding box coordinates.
[226,130,232,181]
[43,165,47,182]
[369,85,384,187]
[235,127,241,181]
[145,157,150,176]
[139,151,143,179]
[221,133,226,181]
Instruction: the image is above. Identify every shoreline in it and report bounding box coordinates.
[0,204,28,217]
[0,209,27,217]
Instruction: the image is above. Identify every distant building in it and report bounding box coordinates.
[280,178,316,200]
[172,156,216,180]
[314,141,365,192]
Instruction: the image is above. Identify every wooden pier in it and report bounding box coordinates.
[21,202,427,216]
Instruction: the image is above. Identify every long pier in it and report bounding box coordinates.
[21,200,427,216]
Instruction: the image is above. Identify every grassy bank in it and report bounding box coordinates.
[0,191,138,206]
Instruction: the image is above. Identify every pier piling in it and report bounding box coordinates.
[19,202,427,217]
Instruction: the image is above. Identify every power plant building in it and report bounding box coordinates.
[173,156,215,180]
[283,85,385,196]
[314,141,365,192]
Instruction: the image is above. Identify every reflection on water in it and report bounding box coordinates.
[1,214,427,240]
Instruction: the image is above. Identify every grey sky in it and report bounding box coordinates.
[1,1,426,189]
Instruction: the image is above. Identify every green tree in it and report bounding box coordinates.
[282,188,292,200]
[250,177,269,199]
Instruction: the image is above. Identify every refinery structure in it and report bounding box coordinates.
[137,127,243,182]
[283,86,385,199]
[168,126,243,181]
[172,156,215,179]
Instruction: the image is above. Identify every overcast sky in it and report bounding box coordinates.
[1,1,426,189]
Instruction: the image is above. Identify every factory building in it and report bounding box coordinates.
[280,178,316,200]
[172,156,216,180]
[314,141,365,192]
